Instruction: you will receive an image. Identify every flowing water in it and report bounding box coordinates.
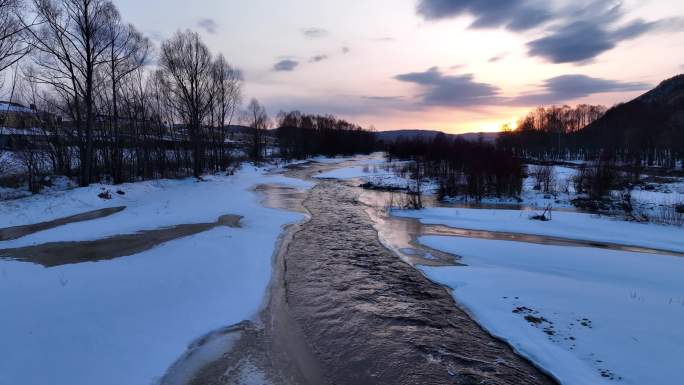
[279,179,557,385]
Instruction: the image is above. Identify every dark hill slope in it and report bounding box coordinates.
[580,75,684,154]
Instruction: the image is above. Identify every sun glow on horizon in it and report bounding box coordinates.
[476,118,519,133]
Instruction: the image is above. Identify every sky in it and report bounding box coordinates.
[115,0,684,134]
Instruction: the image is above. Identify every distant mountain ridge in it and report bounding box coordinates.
[376,129,498,143]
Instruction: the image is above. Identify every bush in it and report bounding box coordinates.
[573,158,619,200]
[531,165,556,193]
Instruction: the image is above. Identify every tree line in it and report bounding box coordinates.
[0,0,377,194]
[497,99,684,171]
[276,110,378,160]
[497,105,607,161]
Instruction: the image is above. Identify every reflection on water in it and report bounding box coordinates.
[355,182,684,260]
[359,189,459,267]
[254,184,308,214]
[422,225,684,257]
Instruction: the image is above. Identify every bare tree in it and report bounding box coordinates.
[243,98,268,162]
[531,164,556,194]
[158,30,214,177]
[24,0,116,186]
[102,9,150,183]
[16,144,44,193]
[209,53,241,170]
[0,0,32,73]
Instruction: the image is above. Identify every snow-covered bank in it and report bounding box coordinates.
[0,166,312,385]
[416,236,684,385]
[395,207,684,252]
[315,159,440,193]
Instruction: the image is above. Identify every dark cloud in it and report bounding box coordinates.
[395,67,500,107]
[417,0,683,63]
[416,0,552,31]
[197,18,218,34]
[511,74,650,105]
[341,46,350,54]
[527,18,667,64]
[527,22,614,64]
[309,55,329,63]
[273,59,299,72]
[393,69,649,108]
[302,28,328,38]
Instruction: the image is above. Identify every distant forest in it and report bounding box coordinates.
[276,111,378,160]
[498,76,684,169]
[387,133,524,201]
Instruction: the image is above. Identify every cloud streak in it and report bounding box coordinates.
[302,28,328,38]
[510,75,650,105]
[273,59,299,72]
[309,54,329,63]
[394,68,650,108]
[488,53,508,63]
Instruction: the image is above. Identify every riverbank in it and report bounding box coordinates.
[0,164,312,385]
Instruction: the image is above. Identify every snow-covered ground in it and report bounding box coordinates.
[319,158,684,217]
[417,236,684,385]
[394,206,684,385]
[630,178,684,211]
[0,165,312,385]
[315,160,577,206]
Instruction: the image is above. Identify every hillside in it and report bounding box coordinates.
[580,74,684,151]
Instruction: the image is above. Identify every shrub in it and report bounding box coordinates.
[531,164,556,193]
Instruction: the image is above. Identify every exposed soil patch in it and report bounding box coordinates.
[0,214,242,267]
[0,206,126,241]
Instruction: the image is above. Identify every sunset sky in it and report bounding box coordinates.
[115,0,684,133]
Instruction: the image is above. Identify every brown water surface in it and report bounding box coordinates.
[0,214,242,267]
